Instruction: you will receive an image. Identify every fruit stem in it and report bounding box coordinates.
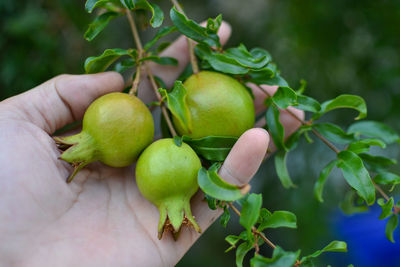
[125,10,178,136]
[126,11,143,96]
[255,84,392,203]
[170,0,199,74]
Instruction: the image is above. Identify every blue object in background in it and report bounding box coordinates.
[326,205,400,267]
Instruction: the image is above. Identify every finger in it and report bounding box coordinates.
[138,22,232,102]
[248,83,278,114]
[2,72,124,134]
[219,128,270,186]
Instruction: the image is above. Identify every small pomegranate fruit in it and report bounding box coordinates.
[55,92,154,182]
[135,138,201,239]
[173,71,255,138]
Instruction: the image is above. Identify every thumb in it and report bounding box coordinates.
[1,72,124,134]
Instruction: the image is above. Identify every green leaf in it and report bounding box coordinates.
[266,104,285,150]
[249,70,289,87]
[198,164,244,202]
[347,138,386,154]
[348,120,400,144]
[337,151,375,205]
[206,14,222,34]
[377,197,394,219]
[295,95,321,113]
[114,58,135,73]
[240,194,262,231]
[274,150,296,189]
[374,172,400,185]
[220,206,231,227]
[339,190,369,215]
[182,135,238,162]
[300,241,347,263]
[226,235,241,246]
[385,214,398,243]
[313,94,367,120]
[313,123,355,144]
[314,160,339,203]
[250,246,300,267]
[258,210,297,231]
[85,0,122,13]
[272,86,297,109]
[144,26,177,50]
[84,48,133,74]
[159,81,192,133]
[285,131,301,151]
[140,56,178,66]
[121,0,164,27]
[205,194,217,210]
[236,242,253,267]
[170,7,220,47]
[136,1,163,27]
[203,53,249,74]
[225,235,241,252]
[359,153,397,172]
[224,44,271,69]
[120,0,135,9]
[84,11,120,41]
[257,208,272,224]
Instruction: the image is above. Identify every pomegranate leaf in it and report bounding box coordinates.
[144,26,177,50]
[314,159,339,203]
[121,0,164,27]
[159,81,192,133]
[170,7,220,48]
[348,120,400,145]
[84,48,134,73]
[198,164,245,202]
[337,151,375,205]
[84,11,121,41]
[183,135,238,161]
[313,94,367,120]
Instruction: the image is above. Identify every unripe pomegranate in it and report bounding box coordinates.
[55,92,154,182]
[173,71,255,138]
[135,138,201,239]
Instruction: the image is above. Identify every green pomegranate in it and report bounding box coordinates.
[172,71,255,138]
[55,92,154,182]
[135,138,201,239]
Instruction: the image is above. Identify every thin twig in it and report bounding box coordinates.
[228,202,277,250]
[126,11,143,51]
[373,181,390,201]
[170,0,199,74]
[126,10,177,136]
[129,61,141,95]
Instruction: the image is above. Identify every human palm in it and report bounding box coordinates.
[0,24,303,267]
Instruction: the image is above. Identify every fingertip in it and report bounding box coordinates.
[219,128,269,186]
[90,71,125,92]
[219,21,232,46]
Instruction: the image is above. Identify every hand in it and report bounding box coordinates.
[0,22,302,267]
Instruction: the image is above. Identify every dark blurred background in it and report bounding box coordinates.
[1,0,400,266]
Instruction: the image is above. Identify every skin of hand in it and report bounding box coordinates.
[0,22,303,267]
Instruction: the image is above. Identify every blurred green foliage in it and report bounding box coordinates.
[1,0,399,266]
